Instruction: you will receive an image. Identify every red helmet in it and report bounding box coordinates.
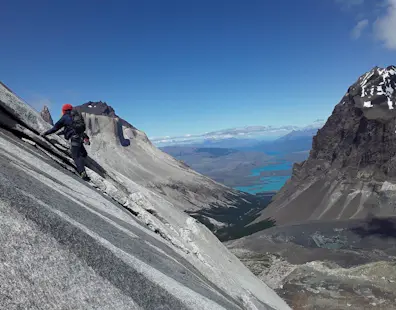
[62,103,73,114]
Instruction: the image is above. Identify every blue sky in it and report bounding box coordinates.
[1,0,396,138]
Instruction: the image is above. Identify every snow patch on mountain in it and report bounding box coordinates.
[357,65,396,110]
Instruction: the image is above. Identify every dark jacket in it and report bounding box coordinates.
[44,110,88,141]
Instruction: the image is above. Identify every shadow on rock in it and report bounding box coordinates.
[116,118,130,147]
[85,157,107,178]
[352,217,396,239]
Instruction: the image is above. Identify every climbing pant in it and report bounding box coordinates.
[71,137,87,174]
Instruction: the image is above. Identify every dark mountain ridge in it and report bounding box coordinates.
[254,65,396,226]
[76,101,137,130]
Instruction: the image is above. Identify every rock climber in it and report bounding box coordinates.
[41,103,91,181]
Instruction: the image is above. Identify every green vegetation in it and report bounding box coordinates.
[186,192,276,241]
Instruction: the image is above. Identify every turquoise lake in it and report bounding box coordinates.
[235,162,292,194]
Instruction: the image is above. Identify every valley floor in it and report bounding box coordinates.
[231,249,396,310]
[227,218,396,310]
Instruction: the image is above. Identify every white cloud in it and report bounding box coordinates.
[150,121,325,146]
[373,0,396,50]
[351,19,369,39]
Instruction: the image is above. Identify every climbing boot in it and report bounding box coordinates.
[80,171,91,181]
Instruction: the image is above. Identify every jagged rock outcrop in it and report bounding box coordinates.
[76,101,137,130]
[254,66,396,226]
[0,82,290,309]
[40,105,54,125]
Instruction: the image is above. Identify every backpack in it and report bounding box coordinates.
[70,109,86,135]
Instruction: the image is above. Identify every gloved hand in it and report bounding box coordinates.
[83,137,91,145]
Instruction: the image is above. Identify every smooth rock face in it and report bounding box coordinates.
[0,82,290,310]
[255,66,396,226]
[40,105,54,125]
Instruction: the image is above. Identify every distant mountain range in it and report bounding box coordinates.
[277,120,325,141]
[160,121,325,195]
[151,120,325,147]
